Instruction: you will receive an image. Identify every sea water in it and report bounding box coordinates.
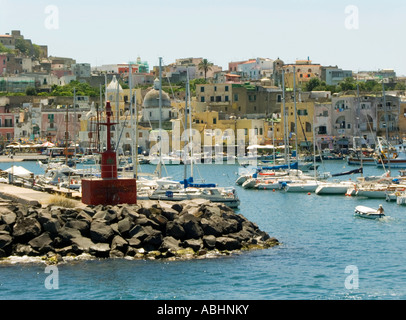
[1,160,406,300]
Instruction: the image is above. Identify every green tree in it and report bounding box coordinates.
[305,78,322,91]
[189,78,207,94]
[198,59,213,80]
[339,77,356,91]
[50,81,99,97]
[0,42,13,54]
[25,87,37,96]
[395,82,406,90]
[32,44,42,59]
[15,38,31,55]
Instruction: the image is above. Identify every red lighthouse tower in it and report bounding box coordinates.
[81,101,137,205]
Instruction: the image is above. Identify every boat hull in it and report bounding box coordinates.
[347,157,376,166]
[149,194,240,208]
[375,159,406,168]
[284,182,319,192]
[355,190,387,199]
[315,184,353,195]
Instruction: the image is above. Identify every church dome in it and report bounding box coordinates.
[143,78,171,108]
[106,75,123,93]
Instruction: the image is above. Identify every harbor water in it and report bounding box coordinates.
[1,160,406,300]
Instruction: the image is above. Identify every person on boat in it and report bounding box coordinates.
[377,204,384,215]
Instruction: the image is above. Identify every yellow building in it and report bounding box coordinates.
[283,101,315,149]
[170,110,266,154]
[283,60,321,89]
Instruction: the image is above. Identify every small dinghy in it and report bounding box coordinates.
[354,204,385,219]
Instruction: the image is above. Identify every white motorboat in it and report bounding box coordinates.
[283,180,320,192]
[148,180,240,208]
[36,164,100,189]
[355,183,406,199]
[315,181,356,195]
[354,205,385,219]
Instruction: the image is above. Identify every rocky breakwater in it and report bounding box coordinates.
[0,198,279,264]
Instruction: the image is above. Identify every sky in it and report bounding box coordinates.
[1,0,406,75]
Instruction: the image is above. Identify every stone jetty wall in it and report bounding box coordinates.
[0,198,279,263]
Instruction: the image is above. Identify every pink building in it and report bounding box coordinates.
[0,106,17,144]
[41,109,80,144]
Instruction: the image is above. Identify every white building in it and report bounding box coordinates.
[237,58,274,81]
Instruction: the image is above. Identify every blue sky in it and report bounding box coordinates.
[1,0,406,75]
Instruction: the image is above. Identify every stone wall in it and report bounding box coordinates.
[0,198,279,264]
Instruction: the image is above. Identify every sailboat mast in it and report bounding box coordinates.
[158,57,163,178]
[187,71,193,178]
[282,69,288,168]
[183,74,188,187]
[356,84,363,177]
[129,62,136,179]
[293,66,298,172]
[65,98,69,166]
[73,87,77,167]
[116,77,120,156]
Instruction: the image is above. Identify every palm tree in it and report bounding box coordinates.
[198,59,214,80]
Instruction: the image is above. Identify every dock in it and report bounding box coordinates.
[0,154,48,163]
[0,182,84,208]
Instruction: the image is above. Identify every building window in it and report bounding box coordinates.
[201,96,205,102]
[225,86,229,92]
[213,118,217,124]
[318,126,327,134]
[234,94,239,102]
[200,87,204,93]
[277,95,282,102]
[225,96,229,102]
[210,96,214,102]
[4,119,13,127]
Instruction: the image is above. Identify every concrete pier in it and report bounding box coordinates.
[0,154,48,163]
[0,183,85,208]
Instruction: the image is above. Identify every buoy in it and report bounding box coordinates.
[272,189,275,192]
[307,192,311,195]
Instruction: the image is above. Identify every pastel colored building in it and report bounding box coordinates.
[0,106,17,145]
